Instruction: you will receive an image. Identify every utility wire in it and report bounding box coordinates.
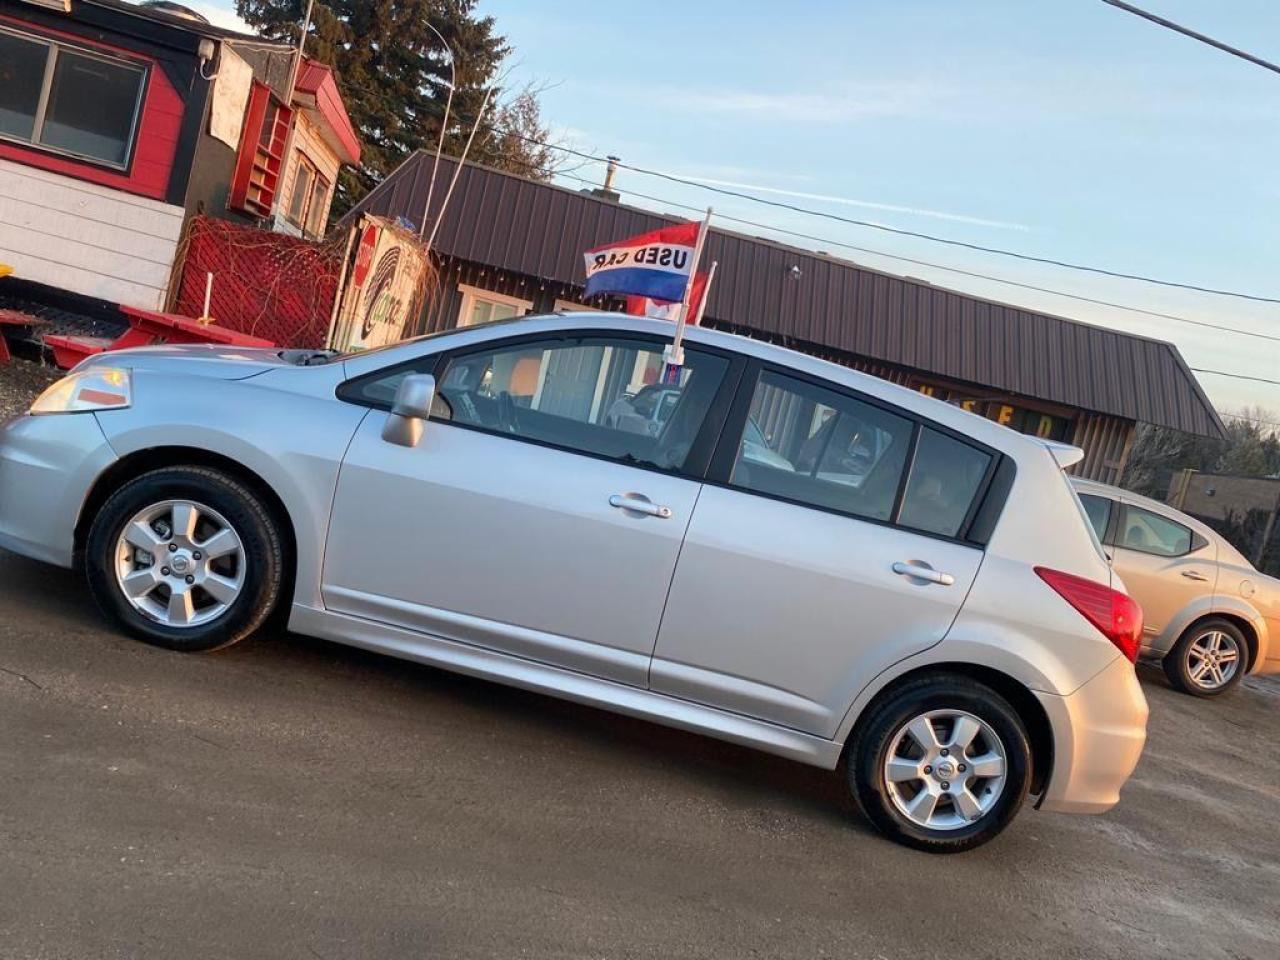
[1192,368,1280,387]
[1101,1,1280,77]
[1219,411,1280,429]
[489,128,1280,305]
[548,168,1280,346]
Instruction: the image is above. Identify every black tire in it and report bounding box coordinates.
[85,466,284,652]
[848,674,1031,853]
[1162,618,1248,698]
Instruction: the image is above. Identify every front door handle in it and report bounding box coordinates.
[609,494,673,519]
[892,561,956,587]
[1181,570,1210,582]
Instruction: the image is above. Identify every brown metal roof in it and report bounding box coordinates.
[348,153,1226,438]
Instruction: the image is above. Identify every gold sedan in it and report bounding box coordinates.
[1072,478,1280,696]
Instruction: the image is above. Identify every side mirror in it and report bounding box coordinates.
[382,374,436,448]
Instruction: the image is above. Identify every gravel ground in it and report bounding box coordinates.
[0,356,59,422]
[1,545,1277,960]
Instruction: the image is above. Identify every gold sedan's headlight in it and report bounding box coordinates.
[30,368,132,415]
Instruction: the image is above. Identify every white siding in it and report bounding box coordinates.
[276,112,342,237]
[0,158,185,309]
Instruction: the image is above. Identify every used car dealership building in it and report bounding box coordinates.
[348,155,1225,484]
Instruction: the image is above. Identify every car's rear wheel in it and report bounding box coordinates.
[1163,618,1247,697]
[849,674,1031,853]
[85,466,283,652]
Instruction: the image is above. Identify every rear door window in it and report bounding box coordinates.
[898,428,993,538]
[1118,505,1194,557]
[728,371,914,522]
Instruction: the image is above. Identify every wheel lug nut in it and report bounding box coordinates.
[193,552,202,561]
[958,764,967,773]
[185,575,195,585]
[161,567,171,576]
[941,781,951,790]
[168,544,178,552]
[940,749,950,757]
[923,765,933,774]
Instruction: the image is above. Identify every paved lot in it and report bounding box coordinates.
[2,548,1277,960]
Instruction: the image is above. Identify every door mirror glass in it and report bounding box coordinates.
[382,374,436,448]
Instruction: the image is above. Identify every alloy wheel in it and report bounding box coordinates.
[113,499,246,628]
[1186,630,1241,692]
[882,709,1008,831]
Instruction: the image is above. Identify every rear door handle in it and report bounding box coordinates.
[609,494,673,519]
[892,561,956,587]
[1181,570,1209,582]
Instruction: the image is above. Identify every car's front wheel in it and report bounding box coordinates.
[1163,618,1248,697]
[85,466,283,652]
[849,674,1031,853]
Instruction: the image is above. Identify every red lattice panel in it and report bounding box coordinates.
[172,216,343,348]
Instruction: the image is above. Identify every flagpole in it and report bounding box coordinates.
[691,260,718,328]
[665,207,713,368]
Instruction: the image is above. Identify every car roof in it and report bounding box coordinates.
[357,312,1056,464]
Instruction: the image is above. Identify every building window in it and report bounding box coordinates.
[456,284,531,328]
[284,155,331,237]
[0,27,146,169]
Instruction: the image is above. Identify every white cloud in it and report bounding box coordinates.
[675,175,1030,232]
[677,84,947,124]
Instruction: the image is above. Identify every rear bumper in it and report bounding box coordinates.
[1035,655,1149,814]
[0,413,115,567]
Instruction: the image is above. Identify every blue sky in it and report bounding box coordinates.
[197,0,1280,417]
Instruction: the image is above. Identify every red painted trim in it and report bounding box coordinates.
[0,13,185,201]
[294,59,360,165]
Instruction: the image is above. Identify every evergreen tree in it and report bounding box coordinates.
[235,1,555,218]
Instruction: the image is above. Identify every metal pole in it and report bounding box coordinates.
[664,208,712,367]
[426,84,498,250]
[419,20,456,241]
[285,0,315,104]
[690,260,718,327]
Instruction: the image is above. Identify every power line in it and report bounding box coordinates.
[443,143,1280,394]
[548,167,1280,346]
[1220,411,1280,429]
[1101,1,1280,77]
[500,130,1280,305]
[1192,368,1280,387]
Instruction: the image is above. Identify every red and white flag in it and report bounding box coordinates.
[624,271,709,323]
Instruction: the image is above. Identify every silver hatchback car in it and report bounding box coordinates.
[0,314,1148,852]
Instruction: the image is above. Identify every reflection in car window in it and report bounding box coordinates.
[898,429,993,538]
[428,337,728,472]
[1119,505,1194,558]
[1078,494,1113,542]
[729,372,913,522]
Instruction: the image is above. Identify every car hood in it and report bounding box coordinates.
[75,344,294,381]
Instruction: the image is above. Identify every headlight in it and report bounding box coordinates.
[30,368,132,415]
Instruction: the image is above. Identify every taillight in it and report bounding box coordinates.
[1035,567,1144,663]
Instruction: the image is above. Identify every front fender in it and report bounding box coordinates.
[91,371,368,609]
